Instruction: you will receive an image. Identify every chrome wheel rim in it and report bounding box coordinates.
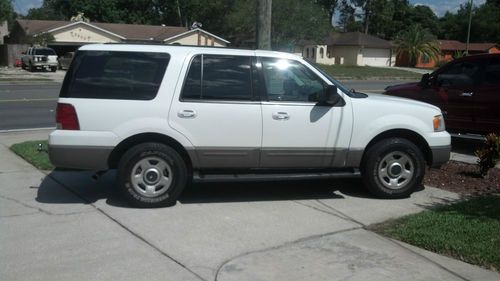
[377,151,414,190]
[130,156,172,197]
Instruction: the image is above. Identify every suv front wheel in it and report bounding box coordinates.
[117,143,188,207]
[362,138,425,199]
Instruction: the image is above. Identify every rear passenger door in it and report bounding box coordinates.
[169,54,262,169]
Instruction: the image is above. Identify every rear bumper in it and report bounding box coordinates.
[49,130,120,170]
[49,145,113,170]
[430,145,451,168]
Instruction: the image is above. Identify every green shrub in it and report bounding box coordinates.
[475,133,500,177]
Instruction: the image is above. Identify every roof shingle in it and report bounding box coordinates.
[16,19,188,41]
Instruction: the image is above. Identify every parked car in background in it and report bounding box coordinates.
[21,47,58,72]
[58,52,74,70]
[385,54,500,137]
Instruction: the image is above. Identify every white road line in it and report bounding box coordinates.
[0,127,55,133]
[0,98,58,103]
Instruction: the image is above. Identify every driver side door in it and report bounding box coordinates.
[259,57,348,168]
[435,60,482,133]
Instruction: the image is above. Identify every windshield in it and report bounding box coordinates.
[303,60,352,96]
[34,49,56,56]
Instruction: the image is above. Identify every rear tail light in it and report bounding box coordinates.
[56,103,80,130]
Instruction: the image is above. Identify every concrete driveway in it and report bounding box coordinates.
[1,130,499,281]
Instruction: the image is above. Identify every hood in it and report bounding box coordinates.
[383,82,425,101]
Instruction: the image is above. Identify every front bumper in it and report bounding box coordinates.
[430,145,451,168]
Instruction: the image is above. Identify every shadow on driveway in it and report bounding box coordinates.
[35,170,381,208]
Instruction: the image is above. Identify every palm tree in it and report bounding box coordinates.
[394,24,440,67]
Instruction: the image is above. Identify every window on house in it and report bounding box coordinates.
[319,47,324,59]
[421,54,430,64]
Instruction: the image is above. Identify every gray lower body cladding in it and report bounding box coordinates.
[48,145,451,171]
[49,145,113,170]
[430,145,451,168]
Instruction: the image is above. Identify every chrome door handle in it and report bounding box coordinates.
[272,112,290,120]
[178,110,197,118]
[460,92,473,97]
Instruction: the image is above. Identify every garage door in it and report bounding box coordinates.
[362,48,391,67]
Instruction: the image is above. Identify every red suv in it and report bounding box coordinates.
[385,54,500,137]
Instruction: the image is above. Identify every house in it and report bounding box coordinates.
[0,21,8,44]
[300,32,395,67]
[398,40,500,68]
[1,19,229,66]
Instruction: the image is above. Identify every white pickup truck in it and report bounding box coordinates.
[21,47,58,72]
[49,44,451,207]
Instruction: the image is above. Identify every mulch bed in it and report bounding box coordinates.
[424,161,500,197]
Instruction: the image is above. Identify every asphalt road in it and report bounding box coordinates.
[0,83,60,131]
[0,80,414,131]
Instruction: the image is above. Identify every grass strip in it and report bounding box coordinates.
[370,196,500,271]
[10,140,54,170]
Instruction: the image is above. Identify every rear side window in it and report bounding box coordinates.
[60,51,170,100]
[181,54,254,101]
[34,48,56,55]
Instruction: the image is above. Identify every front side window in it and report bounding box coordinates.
[261,58,325,102]
[60,51,170,100]
[181,54,253,101]
[437,61,481,87]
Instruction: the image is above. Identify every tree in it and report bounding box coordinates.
[338,0,361,32]
[256,0,272,50]
[0,0,14,22]
[438,0,500,43]
[394,24,440,67]
[32,33,55,46]
[225,0,331,49]
[316,0,339,24]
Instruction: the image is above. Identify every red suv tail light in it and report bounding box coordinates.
[56,103,80,130]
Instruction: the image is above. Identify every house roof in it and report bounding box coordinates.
[438,40,498,51]
[14,19,224,42]
[325,32,392,49]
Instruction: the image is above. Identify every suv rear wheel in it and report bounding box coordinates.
[117,143,188,207]
[362,138,425,199]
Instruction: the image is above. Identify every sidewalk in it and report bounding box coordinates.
[1,130,499,281]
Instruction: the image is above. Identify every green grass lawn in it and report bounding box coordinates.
[10,140,54,170]
[371,196,500,271]
[317,64,422,80]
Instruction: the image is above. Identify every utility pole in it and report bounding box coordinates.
[466,0,473,55]
[256,0,272,50]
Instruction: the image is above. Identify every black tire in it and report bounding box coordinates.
[361,138,425,199]
[29,62,34,72]
[51,67,57,72]
[117,143,188,208]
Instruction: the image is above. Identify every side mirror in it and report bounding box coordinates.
[318,85,341,105]
[420,73,430,87]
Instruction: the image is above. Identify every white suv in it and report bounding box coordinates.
[49,44,450,207]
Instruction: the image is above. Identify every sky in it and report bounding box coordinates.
[12,0,487,17]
